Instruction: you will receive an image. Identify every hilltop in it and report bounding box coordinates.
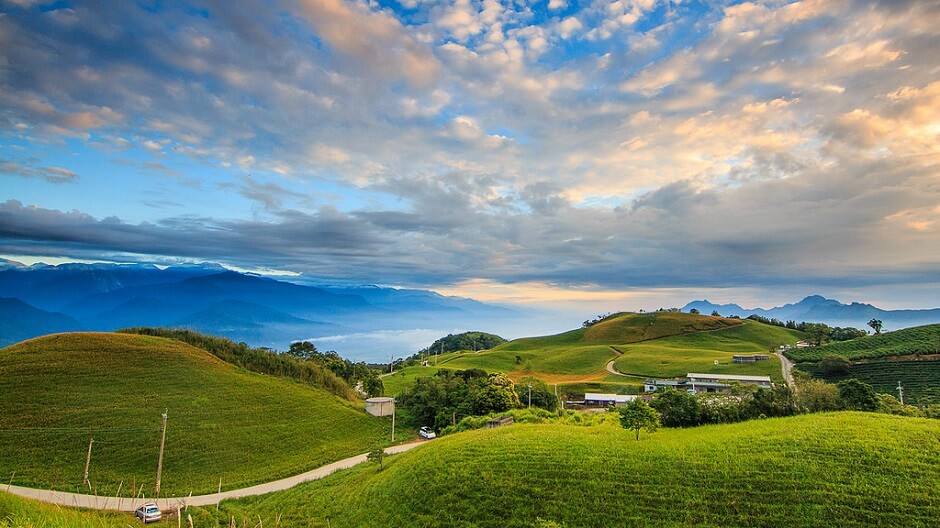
[0,332,400,496]
[384,312,801,395]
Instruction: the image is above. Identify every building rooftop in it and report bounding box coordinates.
[686,373,772,383]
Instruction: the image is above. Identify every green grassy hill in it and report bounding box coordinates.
[614,321,803,380]
[5,413,936,527]
[785,324,940,362]
[0,333,403,497]
[423,313,798,391]
[181,412,939,527]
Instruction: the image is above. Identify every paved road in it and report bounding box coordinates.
[776,351,795,386]
[4,442,424,512]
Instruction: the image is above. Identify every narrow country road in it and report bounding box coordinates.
[4,442,423,512]
[605,347,627,376]
[777,351,795,386]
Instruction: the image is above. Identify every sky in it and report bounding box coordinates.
[1,0,939,315]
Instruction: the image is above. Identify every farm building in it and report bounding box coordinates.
[584,393,639,407]
[645,373,773,394]
[365,397,395,417]
[732,354,770,364]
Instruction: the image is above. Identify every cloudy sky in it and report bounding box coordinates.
[1,0,939,314]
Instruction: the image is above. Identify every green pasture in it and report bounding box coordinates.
[179,412,940,527]
[613,321,799,381]
[0,333,407,497]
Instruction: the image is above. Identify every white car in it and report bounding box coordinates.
[418,426,436,439]
[135,503,162,524]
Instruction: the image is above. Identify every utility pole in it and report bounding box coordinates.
[897,381,904,405]
[527,383,532,408]
[391,400,396,443]
[155,409,168,496]
[83,438,94,489]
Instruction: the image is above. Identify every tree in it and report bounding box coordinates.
[362,374,384,398]
[819,355,851,376]
[797,379,841,413]
[868,319,883,335]
[711,310,721,317]
[618,398,660,440]
[689,308,700,315]
[650,389,701,427]
[518,377,559,411]
[837,379,878,411]
[286,340,319,361]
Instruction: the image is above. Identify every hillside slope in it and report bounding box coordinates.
[202,413,940,528]
[436,313,794,385]
[0,333,396,496]
[784,324,940,362]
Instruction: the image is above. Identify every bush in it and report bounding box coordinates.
[820,355,852,375]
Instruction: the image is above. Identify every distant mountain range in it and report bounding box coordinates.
[0,260,519,351]
[682,295,940,331]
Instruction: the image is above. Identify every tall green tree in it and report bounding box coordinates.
[287,340,318,360]
[650,389,701,427]
[868,319,883,335]
[837,379,878,411]
[618,398,660,440]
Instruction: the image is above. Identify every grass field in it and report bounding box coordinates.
[0,333,407,497]
[784,324,940,362]
[613,321,802,381]
[182,412,940,527]
[5,413,937,527]
[433,315,799,390]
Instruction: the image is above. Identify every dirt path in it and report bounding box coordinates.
[4,442,424,512]
[605,346,627,376]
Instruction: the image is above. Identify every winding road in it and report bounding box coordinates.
[4,442,424,512]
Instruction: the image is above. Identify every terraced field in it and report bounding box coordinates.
[784,324,940,362]
[797,358,940,405]
[0,333,403,497]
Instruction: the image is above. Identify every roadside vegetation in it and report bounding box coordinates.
[0,333,402,497]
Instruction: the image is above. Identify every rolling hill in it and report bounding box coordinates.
[388,312,801,395]
[786,324,940,405]
[0,332,402,496]
[5,413,938,527]
[195,413,940,527]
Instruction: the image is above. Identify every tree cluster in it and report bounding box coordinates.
[649,376,937,429]
[397,370,523,431]
[421,332,507,355]
[582,313,614,328]
[650,386,800,427]
[287,340,384,397]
